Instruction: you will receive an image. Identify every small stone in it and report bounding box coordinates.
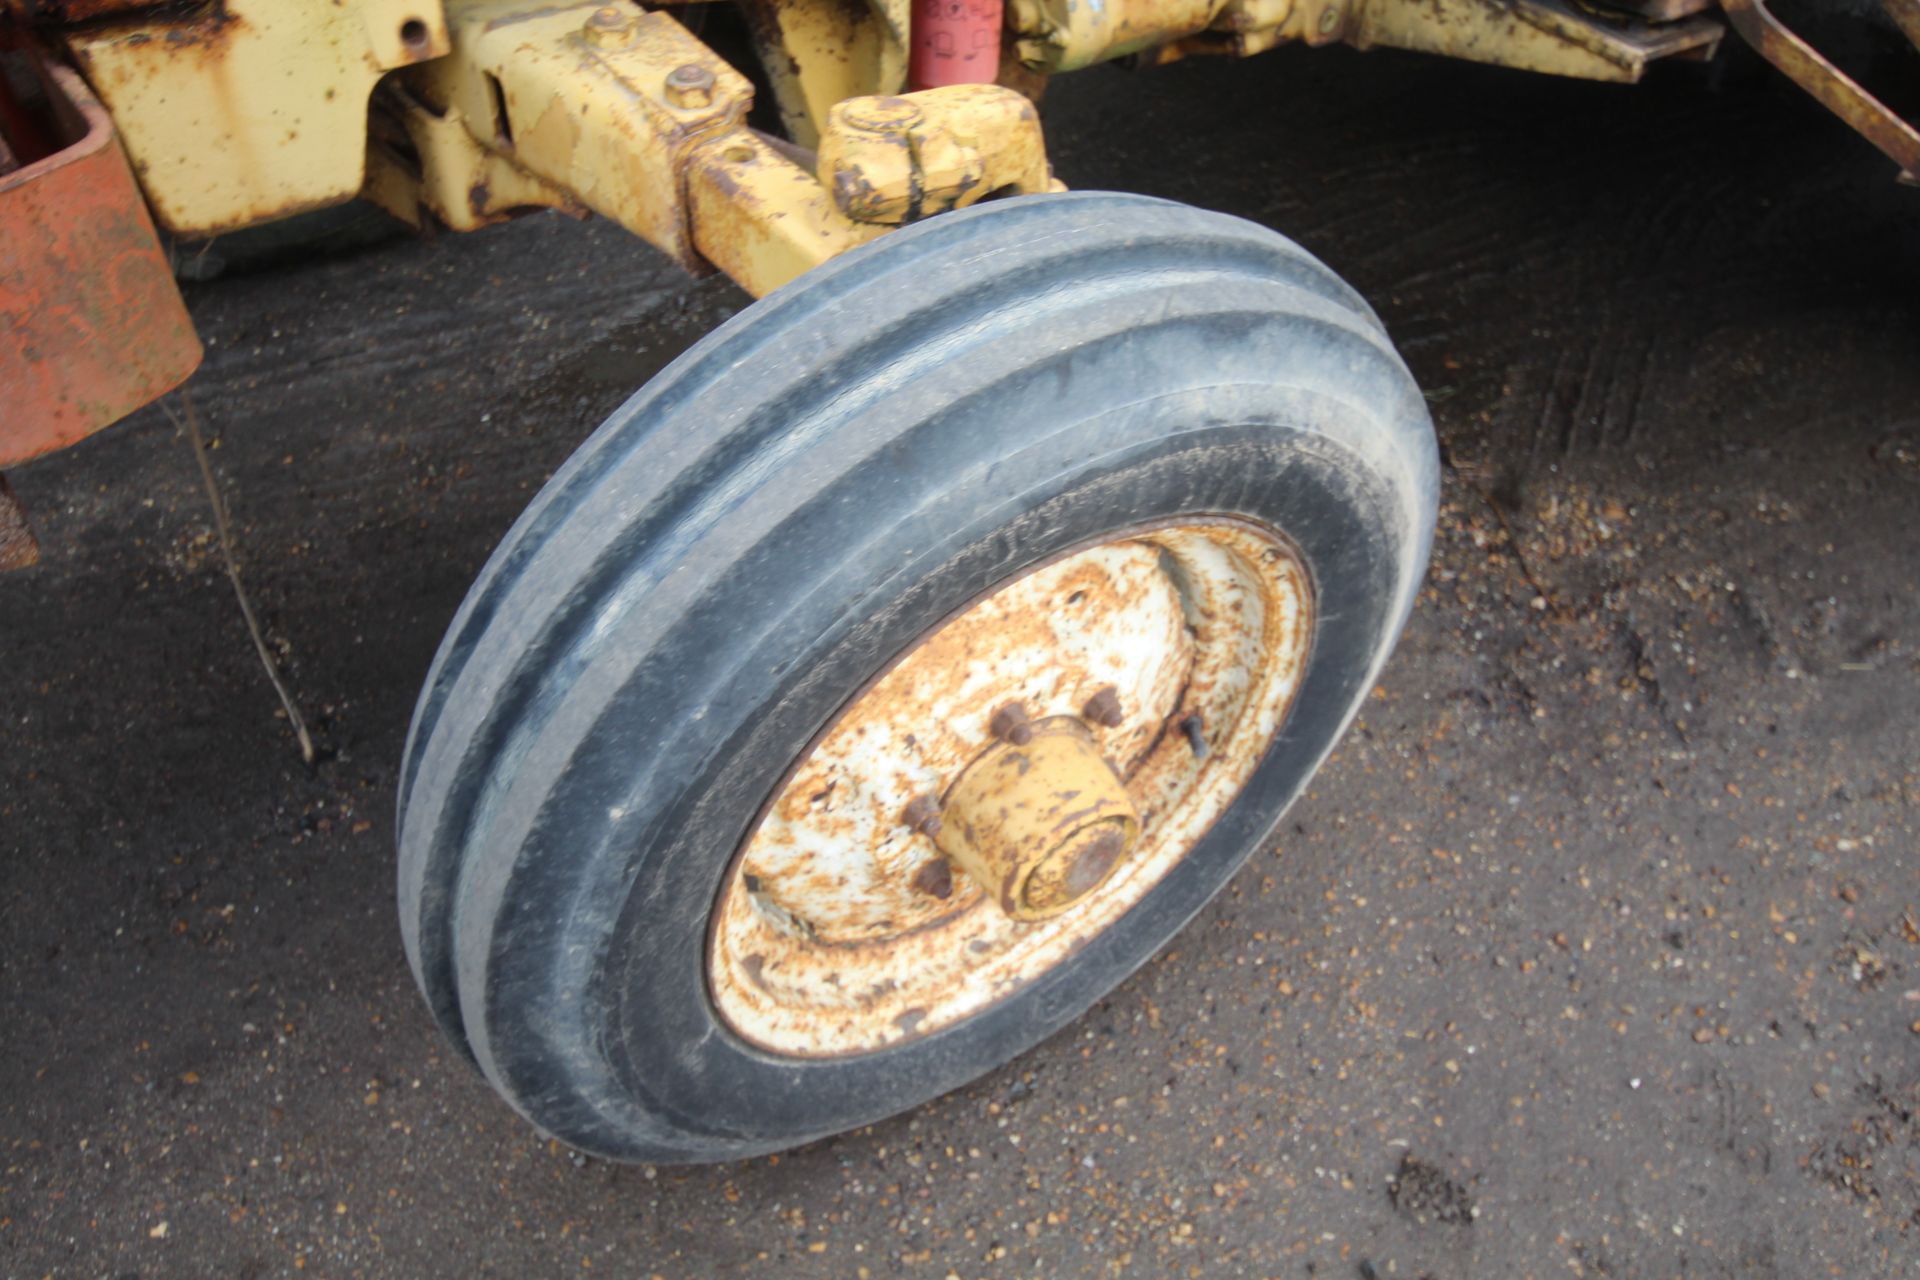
[1692,1027,1714,1044]
[1812,1082,1830,1098]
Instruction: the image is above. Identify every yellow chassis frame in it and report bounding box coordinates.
[45,0,1913,301]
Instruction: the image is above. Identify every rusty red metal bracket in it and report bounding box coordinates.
[1720,0,1920,183]
[0,51,202,469]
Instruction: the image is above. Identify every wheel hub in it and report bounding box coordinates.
[707,519,1316,1057]
[932,715,1141,920]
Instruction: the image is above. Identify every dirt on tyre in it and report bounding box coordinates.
[396,191,1438,1162]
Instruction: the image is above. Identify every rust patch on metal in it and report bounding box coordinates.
[0,54,201,467]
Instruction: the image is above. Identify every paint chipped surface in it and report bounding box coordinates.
[708,520,1314,1056]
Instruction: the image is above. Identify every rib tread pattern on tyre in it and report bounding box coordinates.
[398,194,1391,1055]
[395,193,1436,1161]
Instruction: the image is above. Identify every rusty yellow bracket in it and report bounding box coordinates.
[688,84,1056,291]
[1010,0,1228,71]
[399,0,755,268]
[1025,0,1721,80]
[683,132,890,297]
[1347,0,1721,82]
[61,0,451,236]
[735,0,913,150]
[364,1,1057,296]
[366,81,587,233]
[816,87,1054,224]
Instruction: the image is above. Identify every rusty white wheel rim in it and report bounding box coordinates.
[707,519,1314,1058]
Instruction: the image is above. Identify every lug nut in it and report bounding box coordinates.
[902,795,943,838]
[1082,686,1124,729]
[583,5,638,46]
[911,857,954,899]
[664,62,715,109]
[990,702,1034,746]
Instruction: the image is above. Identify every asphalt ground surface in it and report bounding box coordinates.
[5,39,1920,1280]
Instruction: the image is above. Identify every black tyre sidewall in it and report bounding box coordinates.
[485,396,1416,1161]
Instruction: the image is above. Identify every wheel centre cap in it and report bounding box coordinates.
[933,716,1141,921]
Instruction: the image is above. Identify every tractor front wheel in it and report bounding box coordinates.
[397,192,1438,1162]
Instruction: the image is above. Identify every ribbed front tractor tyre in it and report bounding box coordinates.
[396,192,1438,1162]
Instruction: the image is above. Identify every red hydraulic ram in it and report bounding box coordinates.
[909,0,1003,89]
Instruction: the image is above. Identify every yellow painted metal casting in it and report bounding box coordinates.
[817,86,1057,225]
[62,0,451,236]
[1348,0,1723,83]
[405,0,754,270]
[934,717,1142,921]
[683,132,887,298]
[737,0,912,150]
[1009,0,1228,71]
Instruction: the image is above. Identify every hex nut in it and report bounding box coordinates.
[664,63,715,110]
[990,702,1034,746]
[911,858,954,899]
[1082,685,1124,729]
[583,5,638,46]
[902,795,943,838]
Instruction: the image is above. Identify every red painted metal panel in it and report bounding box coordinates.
[909,0,1004,89]
[0,55,202,467]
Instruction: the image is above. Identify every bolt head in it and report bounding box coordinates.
[584,5,638,46]
[911,858,954,899]
[1082,686,1124,729]
[902,795,943,838]
[665,62,716,109]
[990,703,1033,746]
